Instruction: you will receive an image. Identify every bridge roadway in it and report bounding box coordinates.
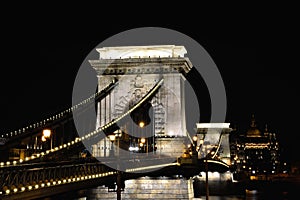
[0,153,229,200]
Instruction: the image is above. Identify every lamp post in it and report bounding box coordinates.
[192,135,198,154]
[109,130,122,157]
[204,154,209,200]
[42,129,52,150]
[140,138,146,153]
[109,130,122,200]
[199,139,204,145]
[197,135,209,200]
[193,135,198,142]
[115,129,122,158]
[108,134,116,157]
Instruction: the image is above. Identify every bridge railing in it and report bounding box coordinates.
[0,162,116,196]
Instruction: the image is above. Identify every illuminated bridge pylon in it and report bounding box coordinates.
[89,45,193,158]
[195,123,232,167]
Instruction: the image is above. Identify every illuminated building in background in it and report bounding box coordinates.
[230,115,280,175]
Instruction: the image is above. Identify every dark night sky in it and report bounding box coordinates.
[0,5,298,162]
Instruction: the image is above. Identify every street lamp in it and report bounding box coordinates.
[109,129,122,157]
[109,134,116,157]
[193,135,198,152]
[139,138,146,152]
[41,136,46,142]
[42,129,52,149]
[43,129,51,138]
[139,121,145,128]
[108,130,122,200]
[109,135,116,142]
[193,135,198,142]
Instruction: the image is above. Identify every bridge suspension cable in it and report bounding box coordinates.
[1,79,164,167]
[211,132,224,159]
[199,131,224,159]
[0,78,118,140]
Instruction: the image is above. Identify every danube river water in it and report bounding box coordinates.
[38,178,300,200]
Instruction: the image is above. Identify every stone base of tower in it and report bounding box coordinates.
[155,137,188,158]
[89,177,194,199]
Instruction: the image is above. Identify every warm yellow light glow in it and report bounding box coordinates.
[141,138,146,143]
[199,139,204,144]
[139,121,145,128]
[41,135,46,142]
[125,162,179,172]
[193,135,198,142]
[43,129,51,138]
[205,159,230,168]
[109,135,116,141]
[140,143,144,147]
[196,123,230,129]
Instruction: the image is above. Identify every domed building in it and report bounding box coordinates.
[246,118,261,137]
[230,115,280,177]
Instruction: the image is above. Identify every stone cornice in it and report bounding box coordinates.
[89,57,193,75]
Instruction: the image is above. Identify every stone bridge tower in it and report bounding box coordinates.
[89,45,193,157]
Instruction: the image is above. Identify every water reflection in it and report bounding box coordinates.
[43,188,291,200]
[39,178,299,200]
